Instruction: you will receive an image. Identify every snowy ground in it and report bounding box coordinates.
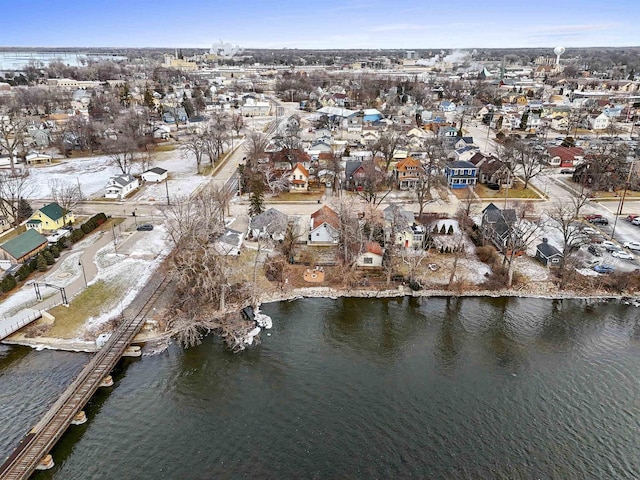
[25,148,208,202]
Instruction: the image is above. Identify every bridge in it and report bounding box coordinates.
[0,276,168,480]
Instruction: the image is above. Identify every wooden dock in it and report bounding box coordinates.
[0,276,169,480]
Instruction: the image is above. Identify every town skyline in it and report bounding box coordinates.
[3,0,639,50]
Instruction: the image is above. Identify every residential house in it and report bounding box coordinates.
[454,137,476,150]
[356,242,384,268]
[141,167,168,183]
[535,239,563,267]
[105,174,139,199]
[394,157,424,190]
[383,204,422,249]
[289,163,309,192]
[585,112,610,131]
[550,116,569,131]
[445,160,477,189]
[480,203,521,253]
[249,208,288,241]
[0,229,48,264]
[546,146,584,168]
[469,152,512,186]
[362,109,383,123]
[269,148,311,172]
[27,202,74,233]
[439,101,456,112]
[453,146,477,162]
[344,161,367,190]
[212,228,244,256]
[308,206,340,245]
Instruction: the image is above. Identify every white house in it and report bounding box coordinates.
[105,174,139,199]
[586,112,610,131]
[141,167,168,183]
[24,152,52,165]
[289,163,309,193]
[308,206,340,245]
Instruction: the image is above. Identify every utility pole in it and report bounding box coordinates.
[112,223,118,255]
[165,179,170,205]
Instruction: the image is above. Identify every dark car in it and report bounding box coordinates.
[560,168,574,174]
[591,217,609,225]
[593,264,614,274]
[588,245,601,257]
[136,224,154,231]
[487,183,500,190]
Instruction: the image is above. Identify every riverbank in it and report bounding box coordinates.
[3,282,637,353]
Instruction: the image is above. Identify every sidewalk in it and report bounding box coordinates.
[0,218,134,340]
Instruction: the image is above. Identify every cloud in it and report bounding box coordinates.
[525,23,616,38]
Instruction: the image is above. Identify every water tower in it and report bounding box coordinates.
[553,46,565,66]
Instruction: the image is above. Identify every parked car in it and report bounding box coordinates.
[588,245,601,257]
[581,227,597,235]
[590,217,609,225]
[593,264,615,274]
[583,214,602,221]
[632,218,640,226]
[560,169,574,174]
[136,224,154,231]
[626,214,639,222]
[612,250,634,260]
[584,258,601,268]
[601,241,618,252]
[624,241,640,251]
[590,235,605,244]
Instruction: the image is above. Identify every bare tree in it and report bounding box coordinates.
[262,166,290,195]
[373,127,405,172]
[332,198,366,272]
[103,135,139,175]
[0,112,29,174]
[448,188,478,289]
[497,208,543,288]
[547,192,591,287]
[48,179,83,225]
[182,134,207,174]
[355,161,392,207]
[231,112,244,138]
[244,131,269,167]
[0,170,32,226]
[496,138,546,189]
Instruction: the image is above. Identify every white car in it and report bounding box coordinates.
[632,218,640,226]
[624,241,640,251]
[601,241,618,252]
[612,250,634,260]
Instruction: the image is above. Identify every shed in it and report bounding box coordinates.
[535,240,563,267]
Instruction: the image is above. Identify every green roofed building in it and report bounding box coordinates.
[27,202,74,233]
[0,229,48,264]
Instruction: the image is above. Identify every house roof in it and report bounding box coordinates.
[537,241,562,258]
[111,174,137,187]
[250,207,288,232]
[270,148,311,166]
[291,162,309,178]
[311,205,340,230]
[384,204,414,224]
[547,146,584,161]
[145,167,168,175]
[38,202,65,222]
[449,160,476,169]
[1,229,47,260]
[395,157,422,172]
[365,242,384,256]
[345,160,365,179]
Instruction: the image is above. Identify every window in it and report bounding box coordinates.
[364,257,373,265]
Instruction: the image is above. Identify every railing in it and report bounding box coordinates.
[0,310,44,341]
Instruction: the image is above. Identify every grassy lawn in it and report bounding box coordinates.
[272,190,324,202]
[475,182,542,200]
[0,225,26,243]
[46,280,128,338]
[153,143,177,152]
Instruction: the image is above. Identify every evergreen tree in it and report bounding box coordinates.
[36,254,47,272]
[119,83,132,107]
[1,274,16,293]
[182,93,195,119]
[44,250,55,265]
[50,245,60,258]
[249,191,265,217]
[143,84,155,110]
[17,198,33,223]
[447,225,454,235]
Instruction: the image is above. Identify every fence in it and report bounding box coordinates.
[0,309,43,340]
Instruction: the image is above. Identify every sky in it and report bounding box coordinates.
[2,0,639,49]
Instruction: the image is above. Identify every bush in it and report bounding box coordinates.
[36,254,48,272]
[57,237,68,250]
[1,274,16,293]
[447,225,454,235]
[50,246,60,258]
[476,245,499,263]
[29,258,38,272]
[70,229,85,242]
[80,223,92,234]
[43,251,55,265]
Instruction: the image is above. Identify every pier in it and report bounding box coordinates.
[0,276,168,479]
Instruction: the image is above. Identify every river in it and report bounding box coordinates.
[2,297,640,479]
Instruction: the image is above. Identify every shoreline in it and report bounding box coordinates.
[3,285,637,353]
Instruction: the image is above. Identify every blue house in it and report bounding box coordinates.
[439,101,456,112]
[362,108,383,122]
[445,160,477,189]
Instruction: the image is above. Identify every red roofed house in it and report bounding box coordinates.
[289,162,309,192]
[308,205,340,245]
[394,156,424,190]
[546,146,585,168]
[356,241,384,268]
